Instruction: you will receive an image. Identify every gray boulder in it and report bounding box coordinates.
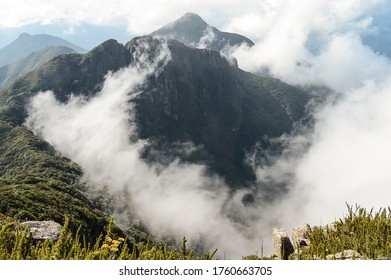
[292,224,311,253]
[20,220,62,241]
[272,228,294,259]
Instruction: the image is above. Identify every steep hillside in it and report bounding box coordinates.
[0,120,113,239]
[0,41,135,240]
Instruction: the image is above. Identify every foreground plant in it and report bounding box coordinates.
[297,204,391,260]
[0,215,216,260]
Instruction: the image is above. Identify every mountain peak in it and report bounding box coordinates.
[158,12,208,32]
[150,13,254,51]
[18,32,32,39]
[179,12,206,23]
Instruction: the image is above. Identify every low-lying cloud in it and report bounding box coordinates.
[25,40,262,258]
[21,0,391,258]
[226,0,391,233]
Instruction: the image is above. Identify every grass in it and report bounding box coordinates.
[0,214,217,260]
[3,204,391,260]
[296,204,391,260]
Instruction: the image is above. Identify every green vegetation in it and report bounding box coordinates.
[296,205,391,260]
[3,204,391,260]
[0,215,216,260]
[0,120,115,240]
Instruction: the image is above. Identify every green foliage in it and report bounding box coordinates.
[0,215,216,260]
[0,120,117,241]
[298,205,391,260]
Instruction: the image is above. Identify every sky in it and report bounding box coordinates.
[5,0,391,257]
[0,0,389,50]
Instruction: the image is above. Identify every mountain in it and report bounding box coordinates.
[0,46,77,91]
[0,36,308,187]
[0,21,131,50]
[0,33,86,67]
[150,12,254,51]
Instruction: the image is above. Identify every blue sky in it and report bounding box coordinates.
[0,0,389,50]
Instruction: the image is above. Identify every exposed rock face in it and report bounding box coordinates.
[20,221,62,241]
[292,224,311,253]
[127,37,309,187]
[272,228,294,260]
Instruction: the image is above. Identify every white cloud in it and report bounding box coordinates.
[25,39,259,258]
[254,77,391,230]
[0,0,257,33]
[16,0,391,257]
[226,0,390,92]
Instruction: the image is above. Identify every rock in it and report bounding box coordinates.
[20,221,62,241]
[326,250,362,260]
[272,228,294,260]
[292,224,311,252]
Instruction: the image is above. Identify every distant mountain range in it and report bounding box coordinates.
[0,33,86,67]
[0,21,131,50]
[150,12,254,51]
[0,46,77,90]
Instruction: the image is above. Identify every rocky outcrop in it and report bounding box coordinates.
[272,228,294,260]
[271,222,366,260]
[291,224,311,253]
[20,221,62,241]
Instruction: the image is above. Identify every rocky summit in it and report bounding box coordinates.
[150,12,254,51]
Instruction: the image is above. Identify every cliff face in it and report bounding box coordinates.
[129,38,309,185]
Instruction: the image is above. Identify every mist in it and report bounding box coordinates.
[25,40,263,258]
[22,0,391,258]
[226,0,391,231]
